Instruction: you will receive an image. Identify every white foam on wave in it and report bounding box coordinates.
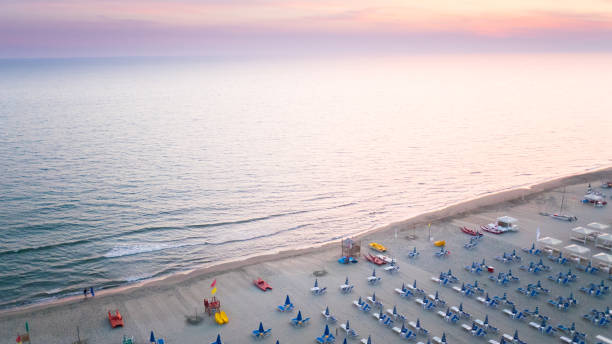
[104,243,174,258]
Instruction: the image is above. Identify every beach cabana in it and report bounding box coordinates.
[537,237,562,255]
[588,222,610,231]
[592,252,612,272]
[564,244,591,264]
[596,233,612,251]
[570,227,597,244]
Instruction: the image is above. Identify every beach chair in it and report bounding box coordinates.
[400,329,416,340]
[340,277,354,293]
[386,305,406,320]
[315,324,336,344]
[252,322,271,338]
[408,247,420,259]
[122,336,134,344]
[341,320,359,338]
[367,269,381,285]
[290,310,310,327]
[321,306,337,323]
[210,334,223,344]
[432,332,447,344]
[384,261,400,273]
[311,279,327,295]
[277,295,294,312]
[360,335,372,344]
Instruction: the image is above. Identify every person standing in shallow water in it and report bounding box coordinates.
[83,288,87,299]
[90,287,95,297]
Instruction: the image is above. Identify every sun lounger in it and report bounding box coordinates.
[340,321,358,337]
[595,335,612,344]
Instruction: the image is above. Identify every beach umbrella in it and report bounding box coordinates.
[150,331,156,343]
[366,335,372,344]
[401,321,407,332]
[513,330,519,340]
[459,303,464,312]
[276,341,280,344]
[372,292,376,301]
[324,324,331,336]
[416,318,421,328]
[258,322,264,333]
[342,338,347,344]
[372,269,376,277]
[358,296,363,304]
[434,291,439,299]
[392,305,397,315]
[285,295,291,305]
[413,280,417,288]
[325,306,330,316]
[314,279,318,288]
[345,320,350,329]
[25,322,29,333]
[345,277,349,285]
[441,332,447,343]
[211,334,222,344]
[296,311,303,321]
[484,315,489,325]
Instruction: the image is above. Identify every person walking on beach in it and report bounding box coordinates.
[90,287,95,297]
[83,288,88,299]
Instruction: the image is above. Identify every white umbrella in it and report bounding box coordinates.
[588,222,610,231]
[563,244,591,257]
[537,237,562,246]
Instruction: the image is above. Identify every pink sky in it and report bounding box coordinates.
[2,0,612,57]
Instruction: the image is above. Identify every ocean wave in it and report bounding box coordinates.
[103,243,183,258]
[0,237,92,257]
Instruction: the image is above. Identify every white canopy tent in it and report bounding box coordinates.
[538,237,562,246]
[592,252,612,271]
[588,222,610,231]
[571,227,597,244]
[538,236,562,254]
[596,233,612,251]
[564,244,591,262]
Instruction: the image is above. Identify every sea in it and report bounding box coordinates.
[1,53,611,310]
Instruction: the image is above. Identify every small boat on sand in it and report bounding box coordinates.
[254,278,272,291]
[364,254,386,265]
[108,310,124,328]
[481,225,502,234]
[461,226,483,237]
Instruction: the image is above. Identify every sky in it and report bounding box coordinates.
[2,0,612,58]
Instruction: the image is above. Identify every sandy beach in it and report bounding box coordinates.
[2,168,612,344]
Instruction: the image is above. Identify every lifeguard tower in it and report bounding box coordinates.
[341,238,360,258]
[203,297,220,316]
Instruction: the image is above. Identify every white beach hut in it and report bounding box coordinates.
[564,244,591,264]
[570,227,597,244]
[587,222,610,231]
[537,236,562,255]
[596,233,612,251]
[592,252,612,273]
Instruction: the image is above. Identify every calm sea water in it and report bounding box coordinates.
[1,54,611,309]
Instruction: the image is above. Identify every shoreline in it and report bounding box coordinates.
[2,165,611,318]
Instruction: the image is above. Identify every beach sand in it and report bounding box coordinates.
[1,168,611,344]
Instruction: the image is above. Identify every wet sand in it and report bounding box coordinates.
[1,168,611,344]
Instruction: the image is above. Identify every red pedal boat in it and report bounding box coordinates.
[480,225,502,234]
[364,253,386,265]
[108,309,124,328]
[460,226,483,237]
[254,278,272,291]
